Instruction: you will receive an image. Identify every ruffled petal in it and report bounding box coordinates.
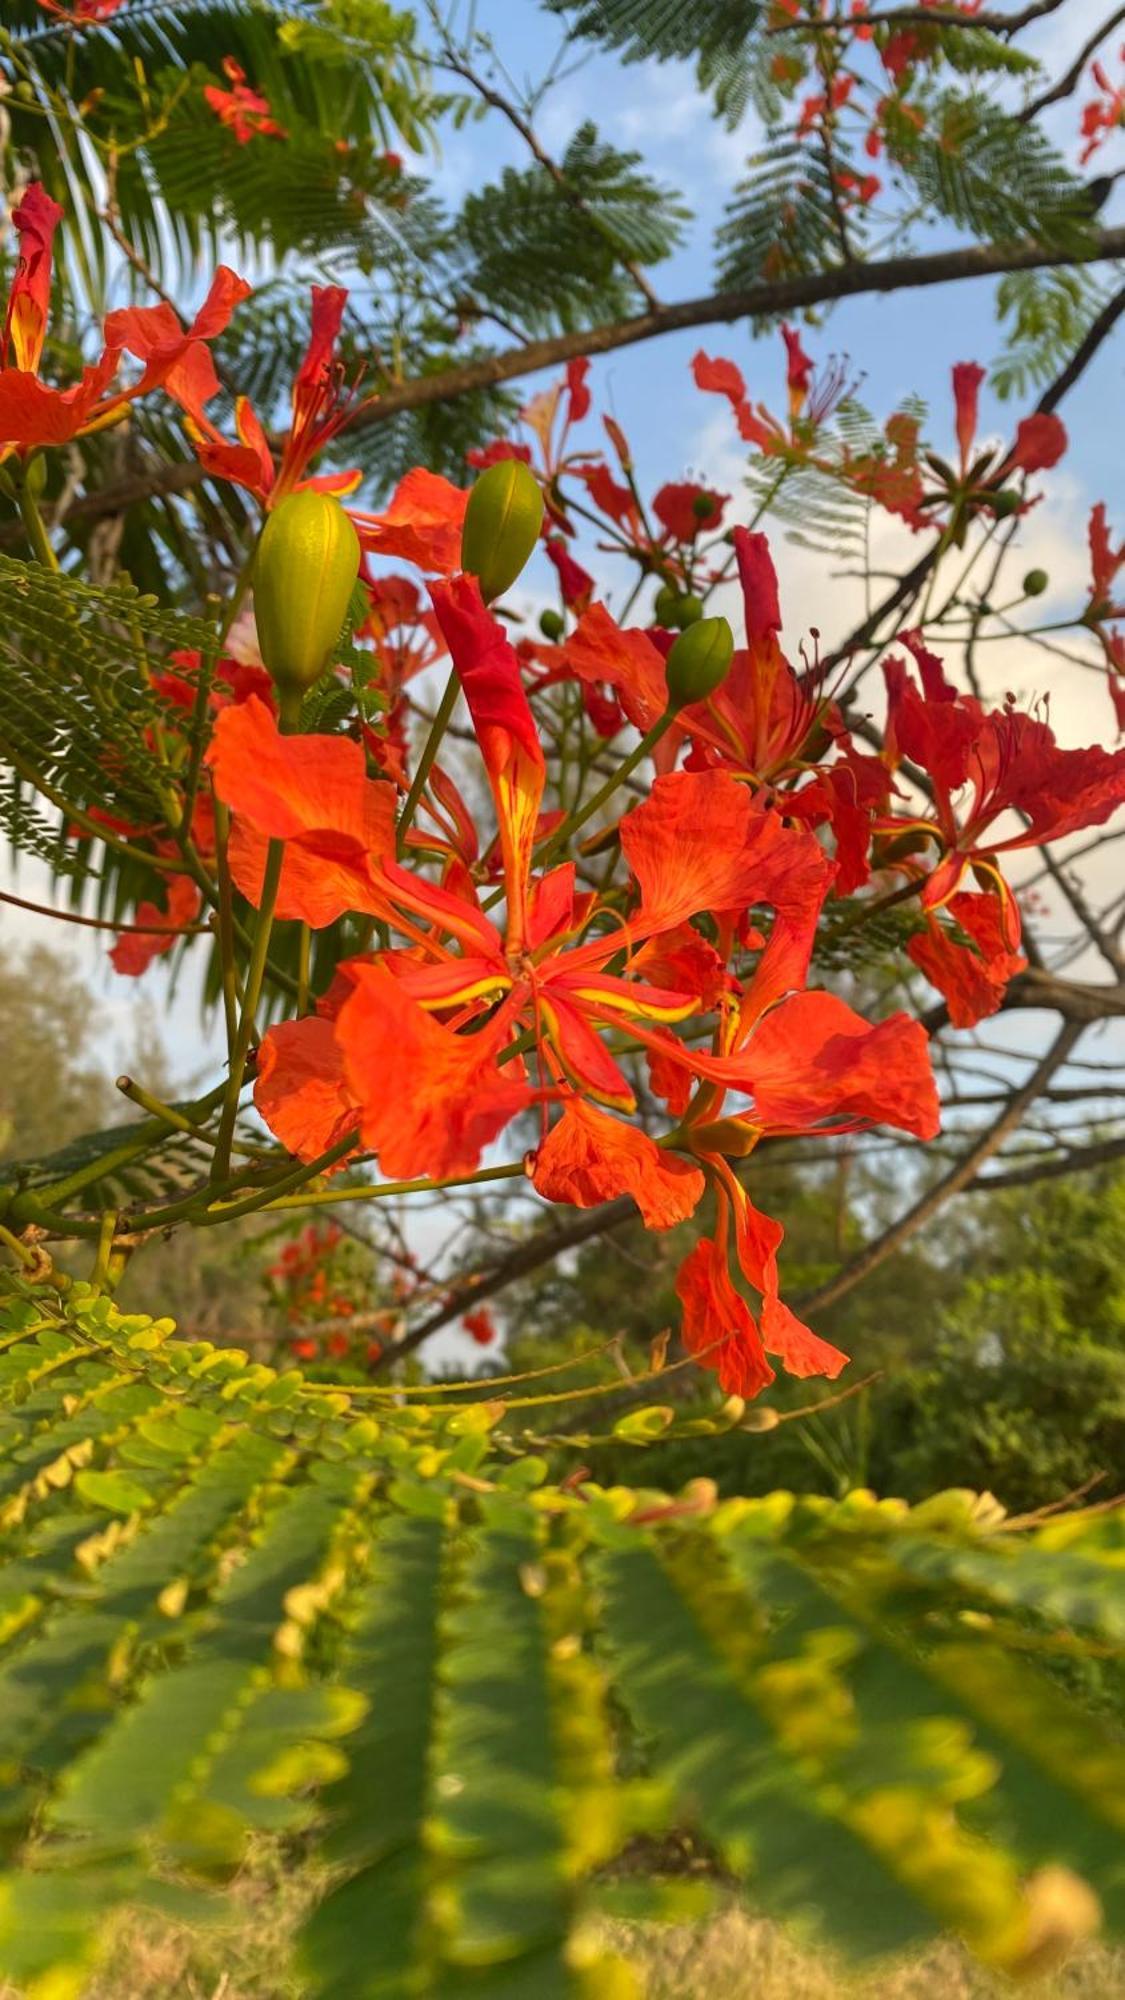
[336,963,531,1180]
[531,1099,705,1229]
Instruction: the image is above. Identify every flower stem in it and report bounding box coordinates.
[396,665,460,855]
[17,478,59,572]
[209,686,301,1181]
[536,708,677,869]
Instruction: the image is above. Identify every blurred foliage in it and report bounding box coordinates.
[506,1164,1125,1516]
[0,1274,1122,1995]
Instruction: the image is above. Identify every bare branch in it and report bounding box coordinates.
[767,0,1067,30]
[22,222,1125,539]
[794,1019,1085,1315]
[1017,4,1125,124]
[968,1133,1125,1190]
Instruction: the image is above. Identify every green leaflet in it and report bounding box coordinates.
[0,1274,1120,1993]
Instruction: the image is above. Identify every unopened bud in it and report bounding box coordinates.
[668,593,704,629]
[989,488,1022,518]
[539,607,565,642]
[1022,567,1049,597]
[665,616,734,710]
[461,460,544,602]
[254,492,360,696]
[653,583,678,625]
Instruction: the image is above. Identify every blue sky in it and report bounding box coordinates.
[418,0,1124,500]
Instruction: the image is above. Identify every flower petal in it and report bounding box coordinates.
[336,963,531,1180]
[531,1099,705,1229]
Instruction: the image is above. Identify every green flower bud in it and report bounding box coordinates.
[665,615,734,710]
[254,492,360,696]
[539,607,565,642]
[23,454,47,501]
[692,491,717,520]
[989,489,1022,518]
[669,594,704,628]
[461,460,544,602]
[1022,567,1049,597]
[653,583,679,625]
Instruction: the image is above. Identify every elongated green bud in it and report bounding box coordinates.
[461,460,544,601]
[254,491,361,695]
[665,615,734,710]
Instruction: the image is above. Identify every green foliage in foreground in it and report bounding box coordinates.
[0,1277,1123,1998]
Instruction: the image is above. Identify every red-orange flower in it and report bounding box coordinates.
[207,694,398,925]
[652,482,727,542]
[335,962,533,1181]
[530,1098,705,1229]
[175,286,358,504]
[907,891,1028,1028]
[881,646,1125,945]
[203,57,288,145]
[0,186,248,455]
[255,1015,362,1166]
[354,467,470,575]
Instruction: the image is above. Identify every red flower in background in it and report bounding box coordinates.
[1079,52,1125,164]
[35,0,124,18]
[463,1307,498,1347]
[108,873,203,977]
[2,184,62,376]
[1085,502,1125,728]
[952,362,985,474]
[204,57,288,146]
[781,322,814,420]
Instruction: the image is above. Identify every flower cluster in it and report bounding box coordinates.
[0,183,248,458]
[265,1222,407,1369]
[693,337,1067,536]
[196,341,1123,1397]
[761,0,994,243]
[8,194,1125,1403]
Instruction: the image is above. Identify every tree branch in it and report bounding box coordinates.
[431,32,663,312]
[768,0,1067,30]
[28,222,1125,537]
[373,1192,639,1369]
[1036,281,1125,412]
[1017,3,1125,124]
[968,1132,1125,1190]
[793,1018,1084,1315]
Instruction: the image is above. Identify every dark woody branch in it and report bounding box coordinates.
[27,222,1125,539]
